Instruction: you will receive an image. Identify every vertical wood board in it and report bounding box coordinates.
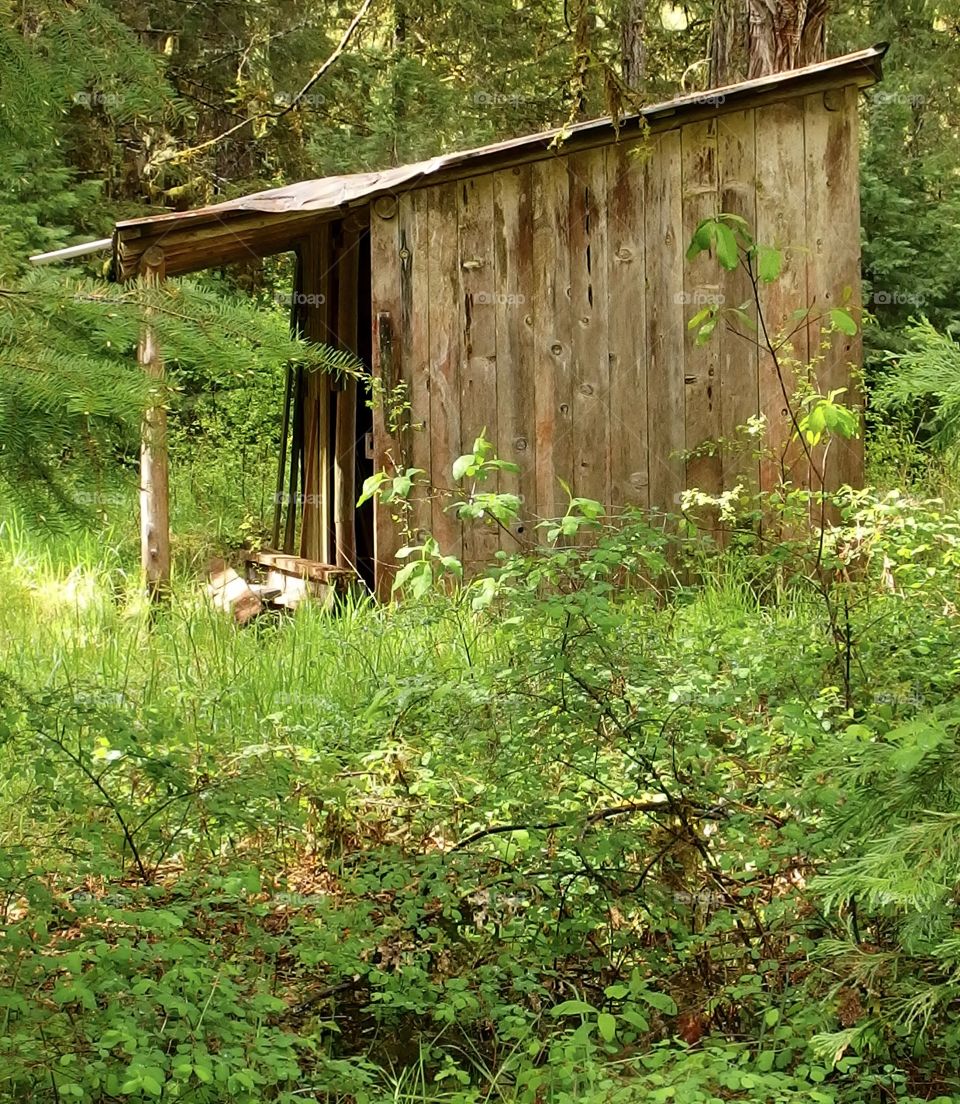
[458,174,500,567]
[426,182,464,562]
[681,118,723,504]
[401,189,433,542]
[644,131,685,517]
[803,84,863,498]
[531,156,574,522]
[369,203,406,598]
[493,163,537,545]
[716,108,760,495]
[568,148,611,509]
[755,100,811,495]
[605,139,650,512]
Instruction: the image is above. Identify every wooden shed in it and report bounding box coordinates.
[106,44,885,599]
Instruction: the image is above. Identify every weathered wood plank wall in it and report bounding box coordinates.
[717,109,759,496]
[804,84,863,498]
[369,84,863,593]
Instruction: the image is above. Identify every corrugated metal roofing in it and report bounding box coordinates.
[111,43,886,279]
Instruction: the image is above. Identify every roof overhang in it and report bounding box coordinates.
[34,43,888,281]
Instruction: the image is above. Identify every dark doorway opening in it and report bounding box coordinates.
[354,227,375,591]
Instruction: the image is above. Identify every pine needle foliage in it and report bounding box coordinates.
[0,5,361,526]
[875,318,960,449]
[0,269,362,525]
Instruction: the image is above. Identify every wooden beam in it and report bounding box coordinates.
[138,245,170,599]
[245,549,354,586]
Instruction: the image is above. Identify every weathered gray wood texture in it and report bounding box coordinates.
[365,85,862,592]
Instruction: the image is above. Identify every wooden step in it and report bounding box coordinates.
[244,549,355,587]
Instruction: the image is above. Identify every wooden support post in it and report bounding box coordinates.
[299,229,334,564]
[138,246,170,599]
[334,224,360,570]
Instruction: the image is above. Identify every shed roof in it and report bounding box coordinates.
[111,43,886,280]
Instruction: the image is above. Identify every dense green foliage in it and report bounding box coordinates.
[5,1,960,1101]
[4,490,960,1102]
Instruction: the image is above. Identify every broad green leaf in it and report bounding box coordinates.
[687,306,712,330]
[829,307,858,336]
[714,222,739,270]
[550,999,596,1017]
[597,1012,617,1042]
[639,990,678,1014]
[487,458,521,473]
[392,560,428,595]
[452,454,474,481]
[620,1008,650,1032]
[572,496,604,519]
[696,317,718,346]
[728,306,758,332]
[686,219,716,262]
[391,473,413,498]
[757,245,782,283]
[357,471,388,506]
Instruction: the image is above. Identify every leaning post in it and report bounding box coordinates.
[137,245,171,599]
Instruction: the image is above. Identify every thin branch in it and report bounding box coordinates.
[448,800,718,854]
[156,0,377,167]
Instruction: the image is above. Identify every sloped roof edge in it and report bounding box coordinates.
[109,43,886,278]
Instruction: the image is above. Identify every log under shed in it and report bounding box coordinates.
[42,43,887,600]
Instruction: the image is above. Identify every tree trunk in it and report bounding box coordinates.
[620,0,646,90]
[570,0,595,118]
[710,0,828,87]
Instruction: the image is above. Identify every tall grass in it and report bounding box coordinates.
[2,498,956,1102]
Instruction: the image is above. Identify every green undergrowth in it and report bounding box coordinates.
[3,492,960,1102]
